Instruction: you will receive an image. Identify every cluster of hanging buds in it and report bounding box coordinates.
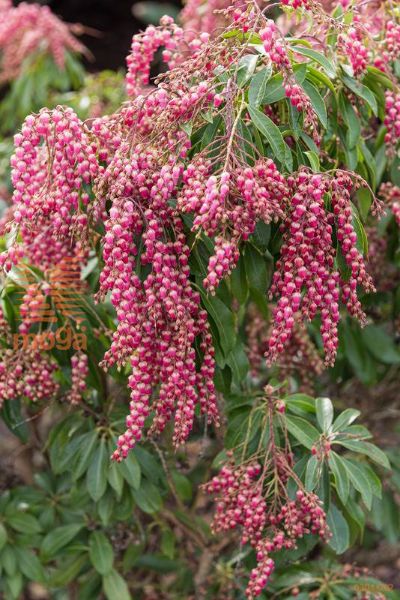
[68,352,88,404]
[339,28,368,77]
[125,16,184,98]
[384,91,400,159]
[204,388,330,598]
[375,20,400,71]
[0,2,86,83]
[178,158,288,293]
[267,169,382,367]
[1,107,96,272]
[259,20,320,142]
[0,308,59,407]
[379,182,400,227]
[93,136,219,459]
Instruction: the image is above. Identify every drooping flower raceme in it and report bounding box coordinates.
[0,2,85,83]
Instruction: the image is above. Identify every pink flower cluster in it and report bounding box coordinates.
[125,15,211,98]
[0,307,59,407]
[94,141,218,460]
[68,352,88,404]
[18,283,47,335]
[379,182,400,228]
[385,20,400,62]
[339,28,368,77]
[280,0,310,8]
[0,350,59,407]
[260,22,319,141]
[204,461,329,598]
[0,2,85,82]
[178,158,288,293]
[126,16,183,97]
[267,170,377,367]
[384,91,400,158]
[1,107,97,272]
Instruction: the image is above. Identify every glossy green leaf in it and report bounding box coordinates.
[41,524,83,559]
[285,415,320,449]
[301,80,328,128]
[72,429,99,479]
[336,440,390,470]
[315,397,334,432]
[343,459,373,510]
[200,292,236,356]
[103,569,131,600]
[0,524,7,551]
[305,455,320,491]
[87,437,108,501]
[248,106,286,163]
[332,408,360,432]
[118,452,141,490]
[248,66,272,106]
[327,504,350,554]
[89,531,114,575]
[14,547,45,582]
[291,46,336,78]
[132,481,163,514]
[342,74,378,115]
[328,452,350,504]
[7,512,41,535]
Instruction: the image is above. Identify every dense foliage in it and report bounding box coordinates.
[0,0,400,598]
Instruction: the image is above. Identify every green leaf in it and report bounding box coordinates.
[7,512,41,535]
[132,481,163,514]
[305,456,320,491]
[98,493,115,526]
[248,66,272,107]
[285,393,316,414]
[89,531,114,575]
[343,459,373,510]
[285,415,320,449]
[6,572,23,599]
[339,92,361,148]
[332,408,360,432]
[327,504,350,554]
[103,569,131,600]
[342,74,378,115]
[301,80,328,128]
[361,325,400,365]
[328,452,350,504]
[41,524,83,559]
[171,471,193,502]
[87,437,108,501]
[48,554,87,587]
[161,529,176,559]
[108,462,124,499]
[72,429,99,479]
[200,292,236,356]
[335,440,390,470]
[226,340,249,384]
[262,73,286,104]
[2,545,17,576]
[14,547,45,582]
[118,452,141,491]
[230,255,248,304]
[359,461,382,498]
[315,397,334,432]
[0,524,7,551]
[291,46,336,78]
[248,106,286,163]
[304,150,320,172]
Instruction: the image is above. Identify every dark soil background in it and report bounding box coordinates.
[47,0,180,71]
